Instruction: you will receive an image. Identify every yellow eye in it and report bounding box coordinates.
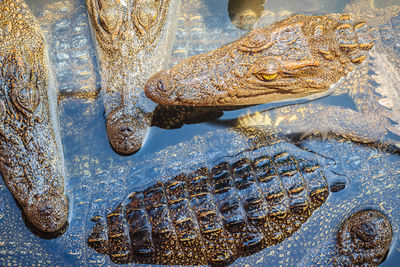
[255,73,278,81]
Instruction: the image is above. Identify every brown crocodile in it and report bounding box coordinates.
[87,126,334,265]
[0,0,67,234]
[228,0,400,147]
[86,0,180,155]
[84,124,400,266]
[146,0,400,146]
[144,13,374,106]
[333,209,393,266]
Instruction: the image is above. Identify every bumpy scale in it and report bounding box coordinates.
[145,13,374,106]
[344,0,400,138]
[86,0,180,155]
[0,0,68,233]
[232,2,400,147]
[333,210,392,266]
[88,128,330,265]
[38,0,100,97]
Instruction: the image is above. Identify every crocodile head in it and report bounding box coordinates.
[1,52,69,234]
[0,0,68,235]
[86,0,176,154]
[145,14,373,106]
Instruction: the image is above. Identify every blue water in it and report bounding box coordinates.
[1,0,399,266]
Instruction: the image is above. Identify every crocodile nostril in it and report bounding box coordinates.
[145,70,176,102]
[119,126,133,135]
[155,74,175,94]
[157,79,166,92]
[355,222,377,242]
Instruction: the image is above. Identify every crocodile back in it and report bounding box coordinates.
[87,129,329,264]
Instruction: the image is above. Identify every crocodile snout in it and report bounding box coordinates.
[26,191,69,234]
[106,106,151,155]
[145,70,177,105]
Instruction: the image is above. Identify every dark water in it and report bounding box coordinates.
[1,0,400,266]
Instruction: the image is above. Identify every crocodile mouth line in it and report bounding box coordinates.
[242,78,327,92]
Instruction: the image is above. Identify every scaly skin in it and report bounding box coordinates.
[84,125,400,266]
[37,0,100,97]
[145,13,373,106]
[87,127,332,265]
[86,0,180,155]
[0,0,67,233]
[343,0,400,137]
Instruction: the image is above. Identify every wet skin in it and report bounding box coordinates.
[0,0,67,234]
[86,0,179,155]
[145,14,373,106]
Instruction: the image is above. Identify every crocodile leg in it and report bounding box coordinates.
[86,0,180,155]
[0,0,68,234]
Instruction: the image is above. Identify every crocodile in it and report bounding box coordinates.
[83,125,400,266]
[87,127,333,265]
[146,0,400,145]
[333,209,393,266]
[0,0,67,234]
[1,0,399,265]
[144,13,374,106]
[1,109,399,266]
[86,0,180,155]
[229,0,400,146]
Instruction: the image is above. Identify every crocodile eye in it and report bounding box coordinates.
[10,83,40,115]
[97,0,122,34]
[254,72,278,81]
[132,1,158,34]
[3,53,41,116]
[249,58,283,82]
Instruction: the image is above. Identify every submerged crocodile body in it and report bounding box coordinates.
[145,13,374,106]
[84,126,399,265]
[87,127,331,265]
[86,0,180,155]
[38,0,100,97]
[0,0,67,233]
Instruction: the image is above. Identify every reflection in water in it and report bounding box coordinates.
[0,0,400,266]
[228,0,265,30]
